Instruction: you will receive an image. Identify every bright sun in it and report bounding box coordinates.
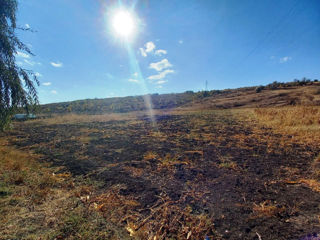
[112,10,135,38]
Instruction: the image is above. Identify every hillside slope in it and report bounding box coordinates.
[39,80,320,114]
[186,84,320,110]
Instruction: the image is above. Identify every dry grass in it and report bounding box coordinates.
[252,201,286,218]
[253,106,320,146]
[254,106,320,127]
[298,179,320,192]
[0,138,129,239]
[27,112,143,125]
[92,187,214,239]
[251,106,320,194]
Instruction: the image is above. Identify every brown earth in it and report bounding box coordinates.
[186,85,320,110]
[2,108,319,240]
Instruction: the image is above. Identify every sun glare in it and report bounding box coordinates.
[112,10,135,38]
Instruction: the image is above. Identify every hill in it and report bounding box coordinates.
[39,79,320,115]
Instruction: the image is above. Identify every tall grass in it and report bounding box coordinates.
[253,106,320,146]
[254,106,320,127]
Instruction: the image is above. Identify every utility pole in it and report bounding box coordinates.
[205,80,208,91]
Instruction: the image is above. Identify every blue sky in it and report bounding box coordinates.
[16,0,320,104]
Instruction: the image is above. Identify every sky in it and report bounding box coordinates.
[16,0,320,104]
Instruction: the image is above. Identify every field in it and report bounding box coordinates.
[1,104,320,239]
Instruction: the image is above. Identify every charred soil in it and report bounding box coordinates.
[3,109,320,240]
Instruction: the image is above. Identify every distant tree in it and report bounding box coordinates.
[255,86,264,93]
[0,0,39,130]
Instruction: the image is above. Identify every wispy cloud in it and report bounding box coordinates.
[155,49,167,56]
[139,41,156,57]
[51,90,57,94]
[139,48,147,57]
[149,59,172,72]
[279,56,292,63]
[42,82,51,86]
[178,40,183,44]
[24,59,41,66]
[16,51,30,59]
[156,80,167,85]
[51,61,63,68]
[133,72,138,77]
[145,41,155,53]
[148,69,174,80]
[34,72,42,77]
[128,78,139,83]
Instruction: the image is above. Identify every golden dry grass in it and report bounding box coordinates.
[251,106,320,194]
[252,106,320,146]
[27,112,142,125]
[254,106,320,127]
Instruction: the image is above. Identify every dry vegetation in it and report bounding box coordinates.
[2,106,319,240]
[1,84,320,240]
[253,106,320,145]
[0,138,130,240]
[189,84,320,110]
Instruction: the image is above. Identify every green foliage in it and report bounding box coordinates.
[0,0,39,131]
[264,78,317,90]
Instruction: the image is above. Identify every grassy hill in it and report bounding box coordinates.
[39,79,320,115]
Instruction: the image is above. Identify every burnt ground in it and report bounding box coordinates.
[4,110,320,240]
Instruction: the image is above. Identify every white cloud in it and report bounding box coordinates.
[149,59,172,72]
[178,40,183,44]
[279,56,292,63]
[42,82,51,86]
[148,69,174,80]
[24,59,35,66]
[139,41,156,57]
[155,49,167,56]
[128,78,139,83]
[21,59,41,66]
[139,48,147,57]
[51,90,57,94]
[34,72,42,77]
[16,51,30,59]
[51,61,63,67]
[133,72,138,77]
[156,80,167,85]
[145,41,155,53]
[25,24,30,29]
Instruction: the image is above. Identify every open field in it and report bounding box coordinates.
[1,105,320,239]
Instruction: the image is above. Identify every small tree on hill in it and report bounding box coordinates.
[0,0,39,130]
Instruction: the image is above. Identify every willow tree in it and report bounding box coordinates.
[0,0,39,130]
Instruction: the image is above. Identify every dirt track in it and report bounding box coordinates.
[6,110,320,239]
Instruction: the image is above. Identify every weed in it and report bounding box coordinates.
[252,201,286,218]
